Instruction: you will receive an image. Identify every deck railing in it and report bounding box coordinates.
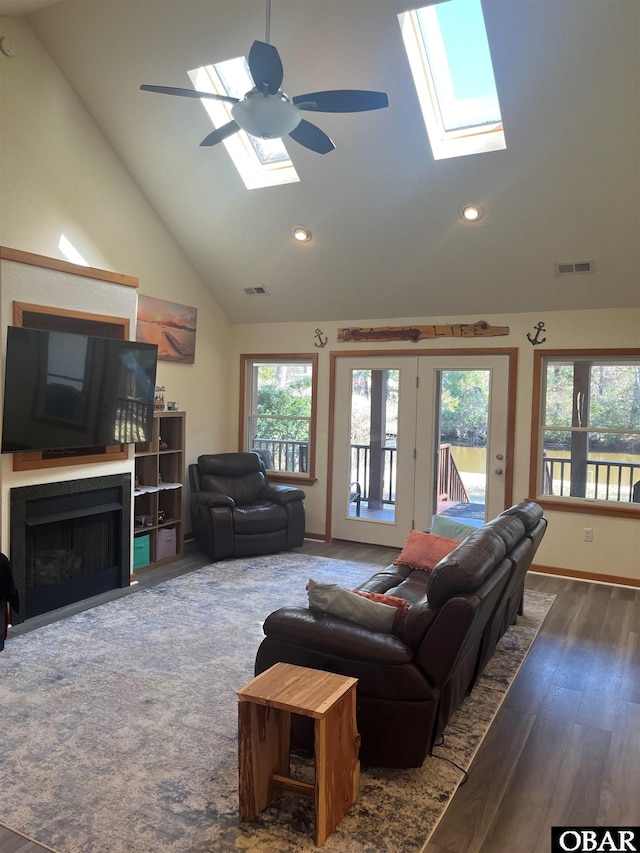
[251,439,308,473]
[250,438,476,506]
[438,444,470,503]
[350,443,469,506]
[543,454,640,502]
[350,444,396,504]
[251,441,640,505]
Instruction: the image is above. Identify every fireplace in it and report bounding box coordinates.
[10,474,131,623]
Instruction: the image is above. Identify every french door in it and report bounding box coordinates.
[331,354,512,548]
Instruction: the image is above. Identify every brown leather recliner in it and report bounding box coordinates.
[189,452,306,561]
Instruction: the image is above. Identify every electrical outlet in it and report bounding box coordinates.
[583,528,593,542]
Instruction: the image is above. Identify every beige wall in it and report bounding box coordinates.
[0,15,233,488]
[231,310,640,584]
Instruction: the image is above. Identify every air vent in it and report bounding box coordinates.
[243,286,269,296]
[554,260,594,276]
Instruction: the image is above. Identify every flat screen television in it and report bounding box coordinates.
[1,326,158,454]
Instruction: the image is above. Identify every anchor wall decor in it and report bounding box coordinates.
[313,328,328,348]
[337,320,509,344]
[527,322,547,346]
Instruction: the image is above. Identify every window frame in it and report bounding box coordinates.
[529,348,640,519]
[239,353,318,483]
[398,0,506,161]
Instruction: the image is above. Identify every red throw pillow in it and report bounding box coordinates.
[393,529,459,572]
[352,589,410,613]
[352,590,411,634]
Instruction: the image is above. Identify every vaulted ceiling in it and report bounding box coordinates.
[2,0,639,324]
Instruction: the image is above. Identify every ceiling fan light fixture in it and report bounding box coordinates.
[231,90,302,139]
[293,226,312,243]
[460,203,484,223]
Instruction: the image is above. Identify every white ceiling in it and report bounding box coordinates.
[3,0,639,324]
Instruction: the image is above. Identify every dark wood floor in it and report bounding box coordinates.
[2,540,638,853]
[425,572,640,853]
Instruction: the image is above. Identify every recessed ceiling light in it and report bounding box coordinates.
[459,204,484,222]
[293,226,312,243]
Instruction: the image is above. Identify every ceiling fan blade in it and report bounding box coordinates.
[199,121,240,147]
[292,90,389,113]
[140,84,239,104]
[288,119,335,154]
[248,40,284,94]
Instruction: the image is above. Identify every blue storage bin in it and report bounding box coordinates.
[133,534,150,569]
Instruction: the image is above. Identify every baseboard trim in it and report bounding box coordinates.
[531,563,640,589]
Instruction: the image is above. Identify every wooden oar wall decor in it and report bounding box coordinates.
[337,320,509,343]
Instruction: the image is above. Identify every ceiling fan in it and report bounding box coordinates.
[140,1,388,154]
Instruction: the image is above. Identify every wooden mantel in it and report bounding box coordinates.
[0,246,139,289]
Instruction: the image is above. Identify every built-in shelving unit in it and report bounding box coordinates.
[133,411,185,573]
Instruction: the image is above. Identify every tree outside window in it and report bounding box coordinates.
[532,351,640,513]
[241,355,317,477]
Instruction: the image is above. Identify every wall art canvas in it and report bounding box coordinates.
[136,295,197,364]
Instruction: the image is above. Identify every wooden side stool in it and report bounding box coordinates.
[237,662,360,846]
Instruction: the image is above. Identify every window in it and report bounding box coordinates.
[531,350,640,516]
[398,0,506,160]
[188,61,300,190]
[240,355,317,479]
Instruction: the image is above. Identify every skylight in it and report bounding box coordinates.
[188,59,299,190]
[398,0,506,160]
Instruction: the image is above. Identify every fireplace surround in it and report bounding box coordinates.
[10,473,131,623]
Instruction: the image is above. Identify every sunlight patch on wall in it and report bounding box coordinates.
[58,235,89,266]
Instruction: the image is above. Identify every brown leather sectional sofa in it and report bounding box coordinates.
[255,500,547,768]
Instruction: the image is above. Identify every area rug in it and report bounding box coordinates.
[0,553,555,853]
